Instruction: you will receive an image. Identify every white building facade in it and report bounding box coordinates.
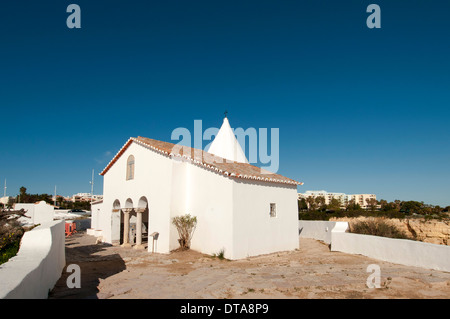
[70,193,103,203]
[91,118,302,260]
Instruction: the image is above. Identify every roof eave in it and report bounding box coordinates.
[100,137,304,186]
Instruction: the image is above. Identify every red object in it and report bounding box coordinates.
[65,222,77,237]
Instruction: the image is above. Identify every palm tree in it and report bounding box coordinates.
[305,196,317,211]
[315,196,326,211]
[366,198,378,212]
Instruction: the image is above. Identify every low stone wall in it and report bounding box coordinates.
[0,220,66,299]
[330,216,450,245]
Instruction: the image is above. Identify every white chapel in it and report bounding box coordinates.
[89,117,302,260]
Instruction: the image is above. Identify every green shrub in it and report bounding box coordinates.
[213,248,226,260]
[298,211,330,221]
[0,240,21,265]
[1,216,25,251]
[298,209,409,221]
[0,209,29,264]
[172,214,197,250]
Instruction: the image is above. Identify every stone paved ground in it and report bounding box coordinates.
[49,231,450,299]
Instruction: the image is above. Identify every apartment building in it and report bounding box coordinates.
[347,193,377,208]
[71,193,103,203]
[298,190,376,209]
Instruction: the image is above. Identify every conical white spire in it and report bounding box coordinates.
[207,117,248,163]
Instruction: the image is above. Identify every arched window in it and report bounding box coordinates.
[126,155,135,180]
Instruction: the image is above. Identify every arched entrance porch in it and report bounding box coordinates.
[117,197,149,250]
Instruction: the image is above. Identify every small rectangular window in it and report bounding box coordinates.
[270,203,277,218]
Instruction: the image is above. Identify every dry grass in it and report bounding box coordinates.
[349,219,409,239]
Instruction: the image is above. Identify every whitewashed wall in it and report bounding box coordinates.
[170,161,298,260]
[232,180,299,260]
[87,201,103,236]
[101,142,174,253]
[181,160,234,257]
[15,201,54,225]
[298,221,450,272]
[168,157,188,251]
[0,220,66,299]
[298,220,338,244]
[331,225,450,272]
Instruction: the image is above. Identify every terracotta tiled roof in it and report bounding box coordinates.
[100,136,303,186]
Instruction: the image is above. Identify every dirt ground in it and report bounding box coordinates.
[49,231,450,299]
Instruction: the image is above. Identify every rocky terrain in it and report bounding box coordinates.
[49,232,450,299]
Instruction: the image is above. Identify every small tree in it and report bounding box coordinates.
[172,214,197,250]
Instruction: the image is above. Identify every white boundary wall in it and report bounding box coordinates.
[0,220,66,299]
[331,224,450,272]
[88,201,103,236]
[15,201,55,225]
[298,220,338,244]
[299,221,450,272]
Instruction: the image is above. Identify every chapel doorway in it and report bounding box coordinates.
[111,199,121,245]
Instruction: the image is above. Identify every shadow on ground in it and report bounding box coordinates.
[48,232,126,299]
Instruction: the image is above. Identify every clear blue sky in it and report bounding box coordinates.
[0,1,449,206]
